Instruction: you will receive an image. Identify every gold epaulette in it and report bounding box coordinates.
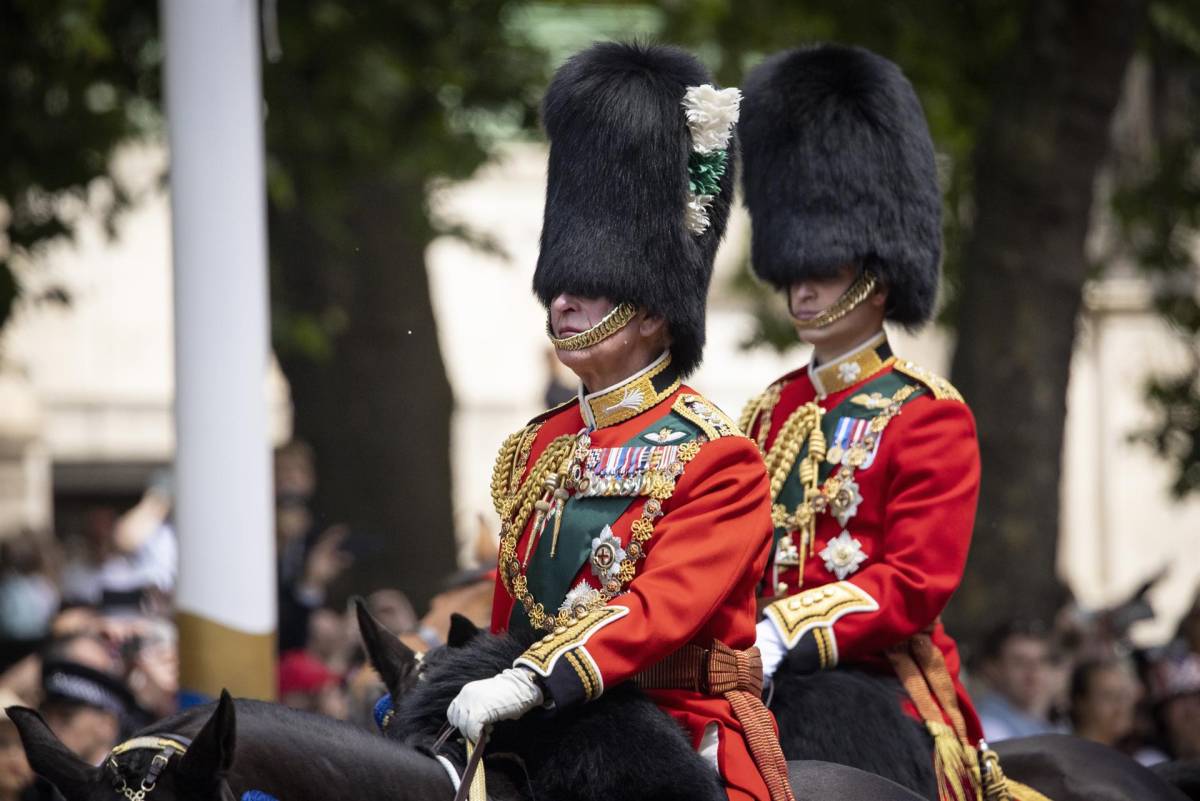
[893,360,965,403]
[673,394,744,440]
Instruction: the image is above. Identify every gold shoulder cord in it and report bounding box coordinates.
[739,381,784,453]
[762,383,921,586]
[762,402,826,578]
[493,426,704,631]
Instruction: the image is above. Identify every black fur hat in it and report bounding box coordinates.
[739,44,941,327]
[532,42,738,376]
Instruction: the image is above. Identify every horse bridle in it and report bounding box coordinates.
[105,734,192,801]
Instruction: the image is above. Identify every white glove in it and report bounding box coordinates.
[756,618,788,680]
[447,667,544,741]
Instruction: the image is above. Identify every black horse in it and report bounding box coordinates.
[9,693,456,801]
[357,602,927,801]
[767,655,1191,801]
[9,687,926,801]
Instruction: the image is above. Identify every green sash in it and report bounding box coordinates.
[509,409,703,637]
[771,371,917,548]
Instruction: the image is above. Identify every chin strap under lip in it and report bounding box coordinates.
[546,302,637,351]
[790,272,878,330]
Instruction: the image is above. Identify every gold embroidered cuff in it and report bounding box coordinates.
[514,605,629,701]
[763,580,879,651]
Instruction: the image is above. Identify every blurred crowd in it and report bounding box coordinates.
[970,585,1200,765]
[1,442,1198,799]
[0,440,495,801]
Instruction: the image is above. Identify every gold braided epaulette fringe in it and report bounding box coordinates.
[893,361,965,403]
[763,580,879,652]
[673,394,744,440]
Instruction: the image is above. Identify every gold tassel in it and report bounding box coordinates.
[927,721,979,801]
[1003,779,1055,801]
[979,744,1012,801]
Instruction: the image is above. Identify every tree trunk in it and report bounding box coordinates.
[273,178,456,611]
[945,0,1146,647]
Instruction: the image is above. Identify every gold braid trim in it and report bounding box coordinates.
[547,302,637,351]
[894,360,965,402]
[498,429,705,632]
[762,402,825,578]
[739,381,784,453]
[495,433,576,597]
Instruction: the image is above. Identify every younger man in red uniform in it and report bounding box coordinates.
[737,45,993,801]
[447,43,792,801]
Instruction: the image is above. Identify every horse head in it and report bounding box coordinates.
[8,691,238,801]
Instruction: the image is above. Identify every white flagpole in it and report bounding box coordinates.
[163,0,276,700]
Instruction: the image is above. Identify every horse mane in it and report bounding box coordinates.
[771,665,937,800]
[390,628,529,742]
[392,630,728,801]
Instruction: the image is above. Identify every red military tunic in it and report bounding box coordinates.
[742,333,983,744]
[489,353,776,801]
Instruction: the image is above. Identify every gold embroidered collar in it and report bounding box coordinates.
[579,351,680,430]
[809,332,894,398]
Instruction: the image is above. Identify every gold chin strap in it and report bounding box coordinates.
[547,302,637,350]
[791,273,878,330]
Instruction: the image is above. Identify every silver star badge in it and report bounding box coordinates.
[590,525,626,584]
[819,531,868,579]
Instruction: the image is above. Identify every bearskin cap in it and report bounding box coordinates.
[533,41,738,376]
[739,44,941,327]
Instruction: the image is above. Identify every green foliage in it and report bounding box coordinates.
[1115,0,1200,496]
[0,0,161,330]
[262,1,547,362]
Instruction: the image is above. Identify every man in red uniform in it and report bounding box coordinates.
[737,45,993,801]
[446,43,792,801]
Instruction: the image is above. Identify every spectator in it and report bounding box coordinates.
[275,441,353,653]
[40,634,117,676]
[38,660,132,764]
[305,608,353,674]
[976,620,1064,741]
[0,531,60,640]
[1068,658,1140,748]
[1144,651,1200,762]
[277,650,347,720]
[59,481,177,610]
[107,617,179,723]
[366,589,418,639]
[0,692,34,801]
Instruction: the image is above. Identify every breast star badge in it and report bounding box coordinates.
[590,525,627,584]
[819,530,868,579]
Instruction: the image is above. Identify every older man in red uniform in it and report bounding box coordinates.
[737,45,995,801]
[446,43,792,801]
